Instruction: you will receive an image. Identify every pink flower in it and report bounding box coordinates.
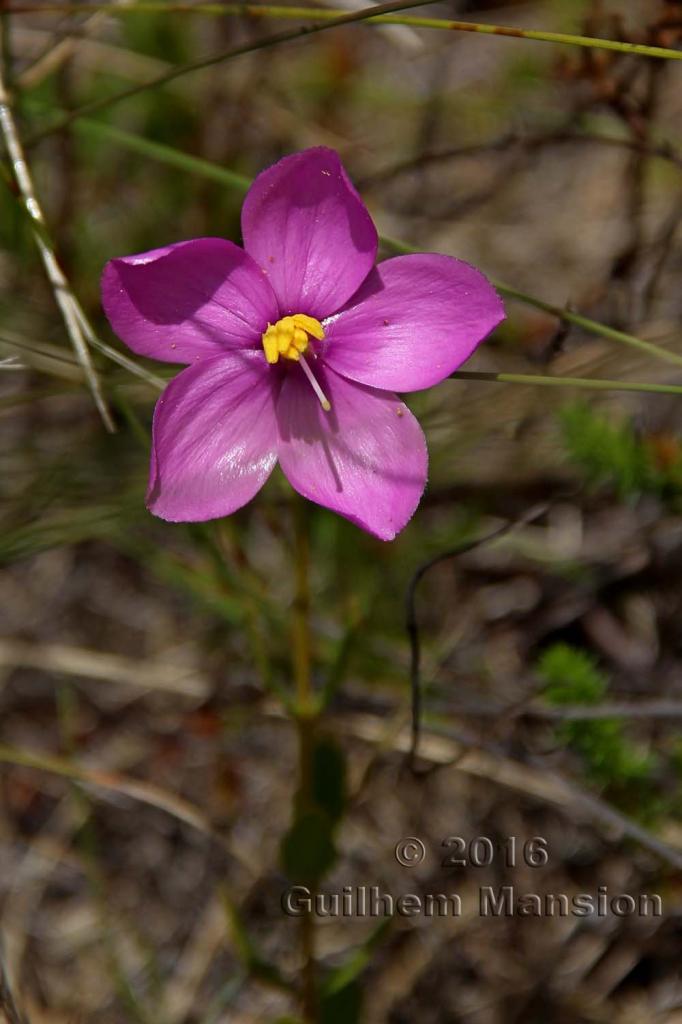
[102,148,503,540]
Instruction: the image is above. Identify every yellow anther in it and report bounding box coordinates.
[293,327,309,352]
[262,325,279,364]
[292,313,325,341]
[261,313,325,364]
[277,327,291,355]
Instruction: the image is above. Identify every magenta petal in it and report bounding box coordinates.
[323,254,505,391]
[148,352,278,521]
[276,364,427,541]
[102,238,279,364]
[241,148,378,319]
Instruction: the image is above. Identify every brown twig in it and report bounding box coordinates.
[362,128,682,190]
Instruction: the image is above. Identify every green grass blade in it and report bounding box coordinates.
[77,120,250,193]
[451,372,682,396]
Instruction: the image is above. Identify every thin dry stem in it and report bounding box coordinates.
[0,24,114,430]
[0,953,29,1024]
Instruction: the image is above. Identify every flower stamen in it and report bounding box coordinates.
[299,354,331,412]
[262,313,324,364]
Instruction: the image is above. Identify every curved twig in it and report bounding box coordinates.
[405,504,549,768]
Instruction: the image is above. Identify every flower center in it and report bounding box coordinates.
[261,313,325,364]
[262,313,331,412]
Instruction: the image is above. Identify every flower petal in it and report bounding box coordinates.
[148,352,278,521]
[276,363,427,541]
[241,148,378,319]
[322,254,505,391]
[102,238,279,364]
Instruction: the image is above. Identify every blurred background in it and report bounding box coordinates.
[1,0,682,1021]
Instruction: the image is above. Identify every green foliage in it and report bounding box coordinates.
[559,402,656,497]
[281,736,347,883]
[318,979,363,1024]
[280,809,338,883]
[121,10,191,63]
[559,401,682,501]
[311,738,346,824]
[539,642,607,705]
[223,897,291,993]
[324,918,390,992]
[537,644,657,804]
[316,918,390,1023]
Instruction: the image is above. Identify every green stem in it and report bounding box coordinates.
[292,496,313,717]
[492,282,682,370]
[451,371,682,395]
[6,3,682,60]
[291,495,317,1022]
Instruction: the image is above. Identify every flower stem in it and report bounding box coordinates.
[291,494,317,1022]
[292,496,313,717]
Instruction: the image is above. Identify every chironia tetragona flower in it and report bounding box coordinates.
[101,147,504,540]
